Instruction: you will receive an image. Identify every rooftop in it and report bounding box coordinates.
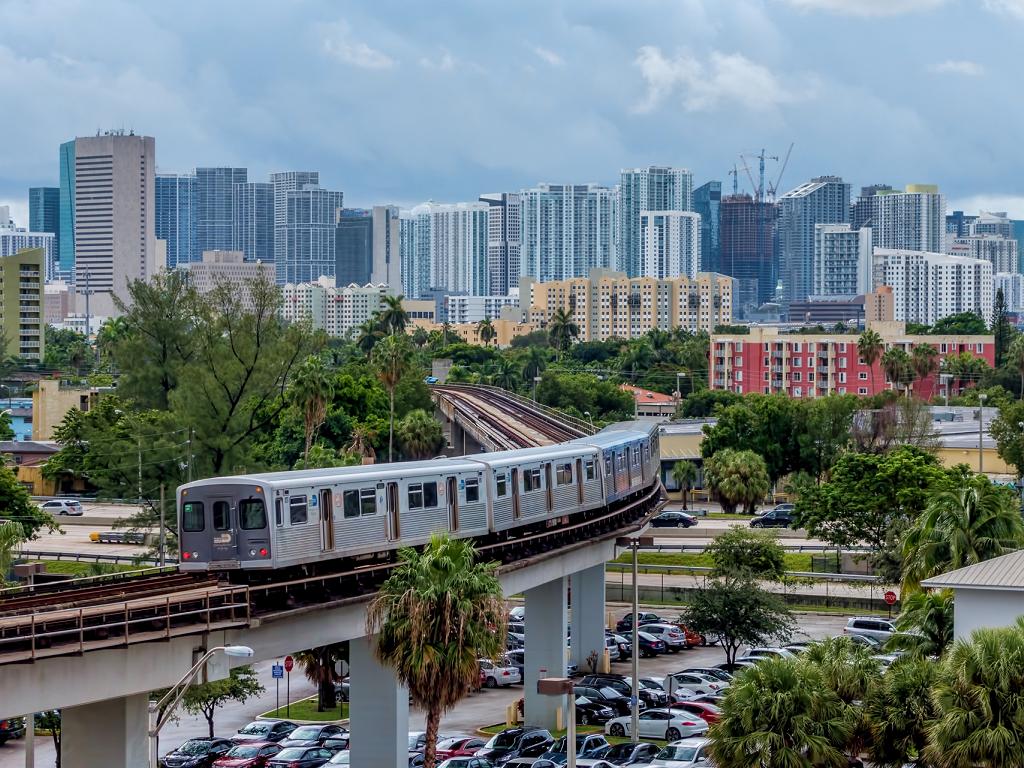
[922,550,1024,592]
[621,384,676,405]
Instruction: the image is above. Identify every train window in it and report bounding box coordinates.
[605,454,613,476]
[523,467,542,492]
[275,498,283,527]
[585,460,596,480]
[556,463,572,486]
[343,490,361,519]
[424,482,438,507]
[213,501,230,531]
[465,478,480,503]
[240,499,267,530]
[360,488,376,516]
[289,495,308,525]
[408,483,424,510]
[182,502,205,532]
[495,473,508,497]
[633,447,640,466]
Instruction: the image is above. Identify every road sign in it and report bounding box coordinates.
[272,664,284,679]
[284,655,294,673]
[884,590,898,605]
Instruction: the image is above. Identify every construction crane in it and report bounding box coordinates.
[727,165,740,196]
[767,143,794,202]
[741,149,779,203]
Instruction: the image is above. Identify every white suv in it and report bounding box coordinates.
[844,617,896,643]
[40,499,84,516]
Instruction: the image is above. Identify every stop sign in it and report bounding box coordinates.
[284,655,294,672]
[884,590,898,605]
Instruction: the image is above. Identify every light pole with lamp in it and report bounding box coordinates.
[148,645,254,768]
[617,535,653,743]
[537,678,577,768]
[978,393,988,474]
[583,411,594,430]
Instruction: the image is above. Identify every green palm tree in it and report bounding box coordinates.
[0,520,24,583]
[522,346,549,388]
[902,473,1024,591]
[671,460,698,509]
[703,449,770,515]
[859,329,883,394]
[911,344,939,399]
[618,341,654,379]
[492,357,522,392]
[411,326,429,348]
[881,347,912,395]
[371,334,414,462]
[476,318,497,346]
[1008,336,1024,399]
[547,308,579,356]
[441,322,455,347]
[294,644,348,711]
[800,637,877,760]
[378,295,410,336]
[865,655,937,768]
[891,588,954,656]
[708,656,852,768]
[367,535,504,768]
[290,356,334,462]
[926,619,1024,768]
[354,317,384,355]
[397,409,445,460]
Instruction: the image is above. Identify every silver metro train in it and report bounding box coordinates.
[176,423,659,574]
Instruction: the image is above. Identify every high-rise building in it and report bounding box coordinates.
[181,250,275,309]
[974,211,1013,239]
[0,222,56,276]
[445,294,520,325]
[719,194,778,313]
[875,248,993,325]
[618,167,693,277]
[276,185,344,284]
[777,176,851,308]
[946,209,979,238]
[271,171,319,264]
[233,181,274,264]
[479,192,521,297]
[369,205,401,293]
[0,248,45,361]
[948,234,1018,274]
[693,181,721,272]
[29,187,60,280]
[406,201,488,296]
[851,184,945,253]
[195,167,247,254]
[520,184,617,283]
[66,132,157,315]
[399,212,425,299]
[155,173,198,269]
[281,277,420,337]
[58,140,76,280]
[639,211,701,279]
[813,223,873,297]
[335,209,373,286]
[994,272,1024,312]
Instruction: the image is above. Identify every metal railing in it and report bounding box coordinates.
[17,549,172,565]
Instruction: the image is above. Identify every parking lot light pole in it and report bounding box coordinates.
[979,393,988,474]
[537,678,576,768]
[618,535,653,743]
[148,645,254,768]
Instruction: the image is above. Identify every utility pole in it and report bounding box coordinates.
[159,484,166,567]
[138,435,143,501]
[187,426,194,483]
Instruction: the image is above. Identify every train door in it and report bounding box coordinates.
[511,468,521,520]
[544,463,554,512]
[320,489,334,551]
[625,447,634,489]
[210,496,238,562]
[387,482,401,541]
[447,476,459,532]
[575,458,584,505]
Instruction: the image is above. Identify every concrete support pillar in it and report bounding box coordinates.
[61,693,149,768]
[349,635,409,768]
[524,577,568,729]
[570,564,607,674]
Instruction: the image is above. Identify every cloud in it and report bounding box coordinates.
[0,200,29,229]
[533,46,564,66]
[984,0,1024,17]
[632,47,811,113]
[321,21,396,70]
[419,48,456,71]
[931,59,985,76]
[779,0,946,15]
[948,195,1024,219]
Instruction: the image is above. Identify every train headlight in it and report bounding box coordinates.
[259,548,268,556]
[249,549,257,557]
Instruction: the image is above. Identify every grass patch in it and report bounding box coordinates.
[33,560,136,576]
[611,551,813,572]
[704,512,754,520]
[262,696,348,722]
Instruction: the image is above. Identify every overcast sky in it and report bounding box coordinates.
[2,0,1023,226]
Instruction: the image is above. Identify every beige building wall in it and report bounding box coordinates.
[32,380,99,440]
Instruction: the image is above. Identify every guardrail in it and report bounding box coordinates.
[17,549,174,566]
[637,542,874,554]
[605,562,881,584]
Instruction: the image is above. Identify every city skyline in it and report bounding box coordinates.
[3,0,1024,224]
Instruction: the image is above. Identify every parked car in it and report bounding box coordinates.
[326,753,350,765]
[507,632,526,649]
[649,737,713,767]
[650,511,697,528]
[474,727,554,764]
[213,742,283,768]
[665,672,727,696]
[321,736,350,752]
[409,732,453,752]
[749,508,792,528]
[266,747,334,767]
[480,658,522,688]
[574,696,618,725]
[574,684,646,717]
[843,617,896,643]
[161,738,235,768]
[508,607,525,622]
[616,612,664,633]
[574,761,617,768]
[670,701,722,725]
[714,660,756,674]
[233,721,298,744]
[846,633,882,649]
[640,623,690,652]
[39,498,84,516]
[608,633,632,660]
[539,733,610,762]
[605,709,709,741]
[580,674,667,707]
[437,737,487,760]
[637,631,667,657]
[679,667,733,683]
[280,726,347,749]
[603,635,622,662]
[438,759,495,768]
[631,676,695,704]
[332,679,350,702]
[737,647,797,662]
[0,717,25,746]
[602,741,661,766]
[758,503,794,516]
[689,693,725,706]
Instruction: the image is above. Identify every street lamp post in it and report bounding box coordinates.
[617,535,653,742]
[979,393,988,475]
[583,411,594,430]
[148,645,254,768]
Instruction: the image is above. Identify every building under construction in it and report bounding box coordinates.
[720,193,777,315]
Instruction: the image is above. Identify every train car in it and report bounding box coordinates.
[573,426,654,506]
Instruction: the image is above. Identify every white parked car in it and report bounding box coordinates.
[843,617,896,643]
[650,737,714,767]
[604,709,709,741]
[479,658,522,687]
[40,499,84,516]
[737,647,796,662]
[575,761,617,768]
[665,673,727,696]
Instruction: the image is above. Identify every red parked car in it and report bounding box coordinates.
[670,700,723,725]
[436,737,487,759]
[214,742,283,767]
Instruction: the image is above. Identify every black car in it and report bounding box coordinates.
[279,725,347,748]
[636,631,667,657]
[233,720,298,744]
[322,734,351,752]
[0,717,25,746]
[161,737,234,767]
[650,511,697,528]
[615,612,665,633]
[266,747,334,767]
[574,696,617,725]
[750,507,793,528]
[474,727,554,764]
[602,741,661,766]
[579,674,668,708]
[573,685,646,717]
